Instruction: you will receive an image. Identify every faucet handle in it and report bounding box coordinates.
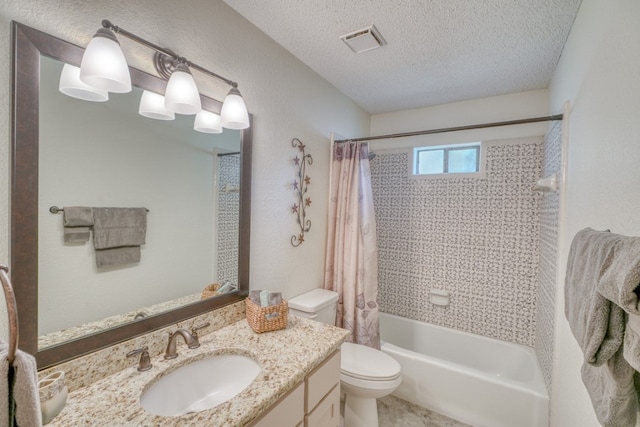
[191,322,211,346]
[126,346,152,372]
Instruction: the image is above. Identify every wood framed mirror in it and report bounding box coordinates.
[11,21,251,368]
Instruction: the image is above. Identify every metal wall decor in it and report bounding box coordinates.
[290,138,312,247]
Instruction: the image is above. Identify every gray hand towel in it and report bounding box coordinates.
[565,228,637,426]
[63,227,90,243]
[95,246,141,268]
[93,208,147,268]
[63,206,93,244]
[63,206,93,227]
[92,207,146,249]
[0,341,43,427]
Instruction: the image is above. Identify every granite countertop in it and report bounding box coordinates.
[38,293,202,349]
[50,316,349,426]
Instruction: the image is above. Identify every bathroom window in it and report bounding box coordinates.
[413,143,481,176]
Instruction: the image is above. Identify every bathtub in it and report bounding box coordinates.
[379,312,549,427]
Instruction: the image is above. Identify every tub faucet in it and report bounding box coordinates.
[164,323,210,359]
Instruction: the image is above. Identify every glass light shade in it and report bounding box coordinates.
[220,87,250,130]
[194,110,223,133]
[139,90,175,120]
[59,64,109,102]
[79,28,131,93]
[164,63,201,115]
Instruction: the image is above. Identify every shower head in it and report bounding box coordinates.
[368,152,376,161]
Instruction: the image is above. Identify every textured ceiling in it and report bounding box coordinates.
[223,0,582,114]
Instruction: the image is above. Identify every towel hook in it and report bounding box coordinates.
[0,264,19,364]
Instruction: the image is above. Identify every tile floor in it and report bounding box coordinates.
[377,395,471,427]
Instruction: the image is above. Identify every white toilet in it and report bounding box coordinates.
[289,289,401,427]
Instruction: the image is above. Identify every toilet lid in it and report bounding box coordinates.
[340,342,401,381]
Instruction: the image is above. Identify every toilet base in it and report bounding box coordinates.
[343,394,378,427]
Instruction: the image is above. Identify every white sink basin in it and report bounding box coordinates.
[140,354,260,416]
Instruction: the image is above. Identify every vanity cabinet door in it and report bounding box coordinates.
[251,382,304,427]
[305,383,340,427]
[251,349,341,427]
[305,350,341,413]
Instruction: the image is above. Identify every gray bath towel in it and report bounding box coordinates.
[565,228,637,426]
[591,230,640,374]
[580,346,637,427]
[63,206,93,243]
[565,228,626,365]
[624,316,640,372]
[596,231,640,314]
[93,208,147,268]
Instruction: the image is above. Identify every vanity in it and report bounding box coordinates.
[46,311,348,426]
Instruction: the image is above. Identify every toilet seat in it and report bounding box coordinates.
[340,342,401,381]
[340,371,402,391]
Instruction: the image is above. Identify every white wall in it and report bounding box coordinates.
[370,89,549,150]
[0,0,369,341]
[548,1,640,426]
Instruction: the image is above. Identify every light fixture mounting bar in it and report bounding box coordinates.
[101,19,238,88]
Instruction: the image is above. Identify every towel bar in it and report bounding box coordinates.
[49,205,149,214]
[0,264,19,364]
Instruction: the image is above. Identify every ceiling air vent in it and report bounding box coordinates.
[340,25,386,54]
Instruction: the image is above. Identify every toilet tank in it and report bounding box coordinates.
[288,288,339,325]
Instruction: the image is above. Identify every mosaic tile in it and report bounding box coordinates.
[217,154,240,284]
[534,121,563,393]
[371,140,543,348]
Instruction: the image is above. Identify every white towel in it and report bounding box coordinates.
[0,341,42,426]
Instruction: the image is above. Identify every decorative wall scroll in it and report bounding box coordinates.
[290,138,312,247]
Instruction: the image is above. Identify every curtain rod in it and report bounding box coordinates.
[334,114,563,143]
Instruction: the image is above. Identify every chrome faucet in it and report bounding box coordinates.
[164,322,210,359]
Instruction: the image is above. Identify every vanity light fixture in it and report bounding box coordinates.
[58,64,109,102]
[79,27,131,93]
[164,62,201,115]
[220,87,250,130]
[194,110,223,134]
[72,19,249,128]
[138,90,175,120]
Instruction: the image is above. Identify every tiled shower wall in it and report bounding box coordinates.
[216,154,240,284]
[534,121,563,391]
[371,138,543,346]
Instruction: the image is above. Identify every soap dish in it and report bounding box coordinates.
[39,371,68,425]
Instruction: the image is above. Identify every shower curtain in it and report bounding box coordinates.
[323,141,380,349]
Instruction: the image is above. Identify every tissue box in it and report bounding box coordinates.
[245,298,288,333]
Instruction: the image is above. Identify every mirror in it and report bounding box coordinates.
[11,22,252,368]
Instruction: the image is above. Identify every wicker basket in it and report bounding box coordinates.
[201,283,221,300]
[245,298,288,333]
